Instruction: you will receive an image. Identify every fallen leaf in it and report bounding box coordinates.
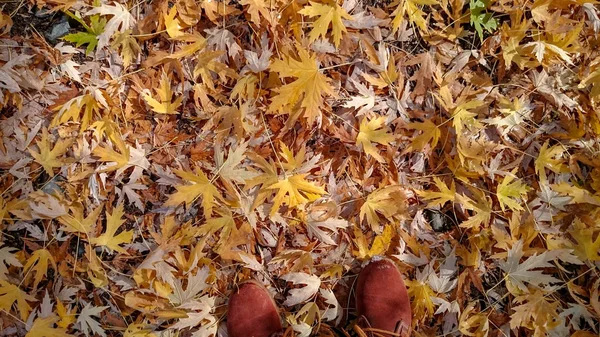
[281,273,321,306]
[89,204,133,254]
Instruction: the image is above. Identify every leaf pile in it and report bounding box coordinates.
[1,0,600,336]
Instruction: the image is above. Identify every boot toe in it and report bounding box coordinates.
[227,281,282,337]
[356,258,412,333]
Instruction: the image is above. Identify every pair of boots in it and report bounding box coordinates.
[227,258,412,337]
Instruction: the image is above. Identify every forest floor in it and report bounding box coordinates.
[0,0,600,336]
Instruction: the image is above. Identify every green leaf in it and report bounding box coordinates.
[469,0,498,40]
[63,32,98,55]
[62,15,106,55]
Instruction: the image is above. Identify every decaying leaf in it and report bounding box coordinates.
[499,240,561,294]
[75,303,108,337]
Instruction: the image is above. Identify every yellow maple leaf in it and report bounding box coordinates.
[526,41,573,66]
[416,177,456,208]
[360,186,406,231]
[200,209,236,244]
[356,116,395,163]
[352,225,394,259]
[501,35,521,66]
[165,6,184,38]
[279,142,307,171]
[405,279,436,319]
[58,203,103,233]
[193,50,238,91]
[216,222,253,261]
[231,74,258,100]
[528,24,581,66]
[361,47,398,88]
[535,141,568,183]
[89,204,133,254]
[551,182,600,205]
[124,323,157,337]
[29,128,73,177]
[456,137,495,175]
[51,93,100,131]
[245,154,280,210]
[571,331,599,337]
[212,104,253,142]
[486,96,531,135]
[0,196,7,225]
[56,299,76,329]
[579,61,600,99]
[93,137,130,172]
[391,0,437,33]
[142,72,183,114]
[240,0,272,25]
[570,218,600,261]
[201,0,239,22]
[269,46,334,125]
[168,33,206,59]
[267,174,326,216]
[90,116,120,142]
[112,30,141,68]
[445,153,480,183]
[459,302,489,337]
[0,279,36,320]
[510,291,561,336]
[500,18,537,69]
[497,171,531,211]
[0,196,26,225]
[86,245,108,288]
[452,100,484,135]
[23,249,56,289]
[299,0,353,48]
[164,168,221,215]
[457,188,492,232]
[26,315,74,337]
[406,119,440,152]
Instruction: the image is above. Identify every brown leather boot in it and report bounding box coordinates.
[227,280,283,337]
[356,258,412,336]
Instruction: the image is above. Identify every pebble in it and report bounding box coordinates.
[45,20,70,42]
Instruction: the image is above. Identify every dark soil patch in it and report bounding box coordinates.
[3,2,68,43]
[363,0,395,8]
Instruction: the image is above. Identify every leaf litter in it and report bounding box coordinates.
[0,0,600,336]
